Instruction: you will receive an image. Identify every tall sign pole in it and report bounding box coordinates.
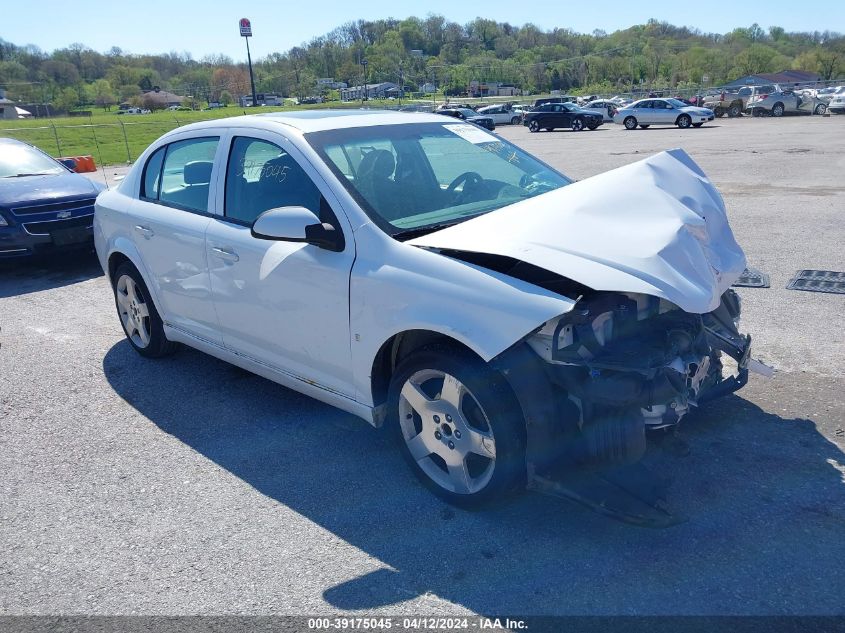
[240,18,258,107]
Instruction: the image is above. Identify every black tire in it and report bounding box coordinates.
[814,103,826,115]
[639,124,650,129]
[571,117,585,131]
[728,103,742,117]
[772,102,785,117]
[714,106,726,117]
[587,121,600,130]
[692,122,703,128]
[677,114,692,129]
[624,116,637,130]
[528,119,540,132]
[112,261,177,358]
[387,344,526,507]
[510,116,521,125]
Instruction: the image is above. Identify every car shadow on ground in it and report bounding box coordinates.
[102,340,845,615]
[0,248,103,298]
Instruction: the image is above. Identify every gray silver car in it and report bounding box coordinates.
[613,98,715,130]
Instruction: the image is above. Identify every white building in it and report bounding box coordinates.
[341,82,400,101]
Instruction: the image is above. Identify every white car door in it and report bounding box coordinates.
[130,135,223,344]
[204,131,356,397]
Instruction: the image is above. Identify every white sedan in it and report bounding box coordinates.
[613,98,715,129]
[475,104,524,125]
[95,110,767,506]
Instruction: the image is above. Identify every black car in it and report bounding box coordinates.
[523,102,604,132]
[436,108,496,131]
[0,138,105,259]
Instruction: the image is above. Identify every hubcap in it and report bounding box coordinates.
[398,369,496,495]
[116,274,151,348]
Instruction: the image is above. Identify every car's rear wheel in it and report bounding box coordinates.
[113,262,177,358]
[677,114,692,128]
[624,116,637,130]
[814,103,827,115]
[714,107,726,117]
[388,345,526,506]
[728,103,742,117]
[528,120,540,132]
[511,116,521,125]
[571,117,585,131]
[772,102,785,117]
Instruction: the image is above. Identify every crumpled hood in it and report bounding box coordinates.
[409,149,746,314]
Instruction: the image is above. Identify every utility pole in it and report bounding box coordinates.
[361,59,369,106]
[399,63,404,105]
[239,18,258,107]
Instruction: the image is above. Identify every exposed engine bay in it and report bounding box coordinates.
[524,288,751,467]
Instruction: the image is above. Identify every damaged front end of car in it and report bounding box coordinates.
[410,148,774,524]
[491,287,769,526]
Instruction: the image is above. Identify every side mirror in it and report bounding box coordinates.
[251,206,344,252]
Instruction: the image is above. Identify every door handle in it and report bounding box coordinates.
[134,225,154,238]
[211,246,239,262]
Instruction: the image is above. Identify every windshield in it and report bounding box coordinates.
[307,122,572,238]
[0,143,66,178]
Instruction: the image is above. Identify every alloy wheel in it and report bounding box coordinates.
[397,369,497,495]
[116,274,151,348]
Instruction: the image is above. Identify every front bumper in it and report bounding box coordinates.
[0,216,94,259]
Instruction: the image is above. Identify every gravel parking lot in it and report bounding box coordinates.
[1,115,844,617]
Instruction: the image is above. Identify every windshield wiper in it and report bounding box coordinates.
[392,222,461,241]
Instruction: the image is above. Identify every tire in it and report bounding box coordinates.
[623,116,637,130]
[714,107,726,117]
[677,114,692,129]
[511,116,521,125]
[571,117,585,131]
[814,103,826,115]
[638,124,650,129]
[387,344,526,506]
[587,121,599,130]
[112,262,177,358]
[752,107,764,117]
[728,103,742,117]
[693,122,703,128]
[772,102,785,117]
[528,119,540,132]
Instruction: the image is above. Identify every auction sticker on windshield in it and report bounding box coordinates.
[444,123,498,144]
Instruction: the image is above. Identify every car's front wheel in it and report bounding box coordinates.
[388,345,526,506]
[511,116,521,125]
[624,116,637,130]
[677,114,692,128]
[814,103,827,115]
[113,262,177,358]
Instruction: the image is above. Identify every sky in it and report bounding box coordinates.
[2,0,843,62]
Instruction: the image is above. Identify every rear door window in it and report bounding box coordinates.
[157,137,219,213]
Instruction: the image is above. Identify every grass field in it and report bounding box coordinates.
[0,95,499,166]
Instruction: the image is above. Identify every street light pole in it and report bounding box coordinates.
[239,18,257,107]
[361,59,368,106]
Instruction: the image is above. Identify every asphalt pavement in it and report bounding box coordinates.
[1,114,843,617]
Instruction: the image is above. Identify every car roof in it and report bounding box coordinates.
[168,109,456,135]
[0,137,29,147]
